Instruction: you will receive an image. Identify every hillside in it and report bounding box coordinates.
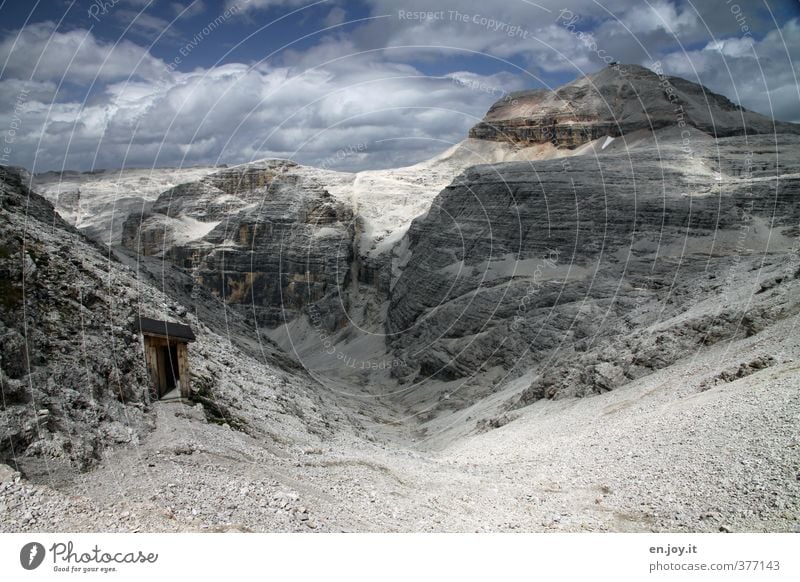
[0,166,355,487]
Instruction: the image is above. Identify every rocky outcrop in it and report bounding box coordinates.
[32,166,217,246]
[470,64,800,147]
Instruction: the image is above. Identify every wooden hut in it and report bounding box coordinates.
[137,317,196,400]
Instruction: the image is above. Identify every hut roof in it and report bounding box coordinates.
[137,316,196,342]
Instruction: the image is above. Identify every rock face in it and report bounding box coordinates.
[469,65,800,147]
[121,160,358,328]
[112,65,800,419]
[385,131,800,410]
[117,148,536,333]
[22,64,800,431]
[4,62,800,535]
[1,166,153,477]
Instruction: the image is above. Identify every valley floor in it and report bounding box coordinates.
[1,317,798,533]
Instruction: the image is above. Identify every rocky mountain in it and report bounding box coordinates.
[38,64,800,430]
[0,165,352,484]
[387,131,800,419]
[115,138,585,333]
[119,160,362,332]
[267,67,800,422]
[470,64,800,146]
[379,66,800,420]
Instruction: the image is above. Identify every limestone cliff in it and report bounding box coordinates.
[0,165,351,481]
[36,65,800,424]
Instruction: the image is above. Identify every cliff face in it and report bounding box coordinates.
[385,133,800,409]
[121,160,359,328]
[32,167,216,246]
[116,66,800,415]
[1,166,154,477]
[117,150,524,333]
[469,65,800,147]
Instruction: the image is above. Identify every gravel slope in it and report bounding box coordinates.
[3,310,797,533]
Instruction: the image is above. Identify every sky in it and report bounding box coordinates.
[1,0,799,172]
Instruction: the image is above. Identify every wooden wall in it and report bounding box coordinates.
[177,342,190,398]
[143,335,163,397]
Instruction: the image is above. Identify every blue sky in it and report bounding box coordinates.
[1,0,799,171]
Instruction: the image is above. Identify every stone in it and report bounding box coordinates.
[385,133,800,411]
[32,166,216,246]
[0,464,17,483]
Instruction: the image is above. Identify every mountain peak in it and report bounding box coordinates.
[470,64,799,147]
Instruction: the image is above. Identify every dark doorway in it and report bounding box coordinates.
[157,344,181,397]
[166,344,179,389]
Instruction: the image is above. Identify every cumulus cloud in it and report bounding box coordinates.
[0,24,524,171]
[620,0,699,35]
[0,22,167,83]
[658,18,800,122]
[354,0,799,122]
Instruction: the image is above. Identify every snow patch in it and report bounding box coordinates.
[172,215,220,245]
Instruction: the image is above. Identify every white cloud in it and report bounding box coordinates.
[323,6,346,28]
[659,18,800,122]
[115,9,183,41]
[172,0,206,18]
[0,78,57,104]
[620,0,698,35]
[0,24,525,171]
[225,0,311,11]
[0,21,167,83]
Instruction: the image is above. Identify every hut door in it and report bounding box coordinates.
[156,344,180,397]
